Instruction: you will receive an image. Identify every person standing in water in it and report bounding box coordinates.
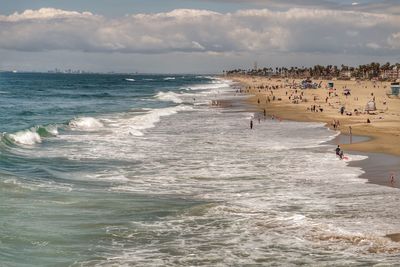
[250,119,253,129]
[335,145,341,155]
[349,125,352,144]
[335,145,343,159]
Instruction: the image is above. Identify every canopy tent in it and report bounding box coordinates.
[365,100,376,112]
[301,80,318,89]
[328,81,334,88]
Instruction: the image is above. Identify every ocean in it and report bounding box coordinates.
[0,73,399,266]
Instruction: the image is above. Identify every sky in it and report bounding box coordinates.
[0,0,399,73]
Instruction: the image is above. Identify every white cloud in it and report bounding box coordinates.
[0,7,399,57]
[1,8,94,21]
[366,42,381,49]
[388,32,400,49]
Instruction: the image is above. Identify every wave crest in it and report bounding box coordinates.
[7,129,42,145]
[2,124,60,146]
[69,117,104,131]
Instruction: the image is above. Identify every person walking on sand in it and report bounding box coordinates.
[250,119,253,130]
[340,106,345,115]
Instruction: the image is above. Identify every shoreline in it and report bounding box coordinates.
[225,76,399,188]
[224,76,400,241]
[330,133,400,189]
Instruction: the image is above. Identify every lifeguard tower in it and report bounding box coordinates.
[390,82,399,97]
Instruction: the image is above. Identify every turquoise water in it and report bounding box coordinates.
[1,73,400,266]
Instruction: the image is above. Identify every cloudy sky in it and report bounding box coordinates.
[1,0,399,73]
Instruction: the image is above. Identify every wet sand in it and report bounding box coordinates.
[329,133,399,186]
[350,151,400,188]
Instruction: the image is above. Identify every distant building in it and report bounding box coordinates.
[340,70,352,78]
[381,67,400,80]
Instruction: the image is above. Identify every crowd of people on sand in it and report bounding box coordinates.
[256,79,388,127]
[308,105,323,112]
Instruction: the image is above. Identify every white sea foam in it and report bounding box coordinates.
[8,129,41,145]
[163,77,175,80]
[181,81,231,91]
[155,91,183,104]
[125,78,135,82]
[69,117,104,131]
[123,105,192,136]
[195,75,219,80]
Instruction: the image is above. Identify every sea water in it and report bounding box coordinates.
[0,73,399,266]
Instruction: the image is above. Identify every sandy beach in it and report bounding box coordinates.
[230,75,400,156]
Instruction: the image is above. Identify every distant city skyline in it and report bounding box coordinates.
[1,0,399,73]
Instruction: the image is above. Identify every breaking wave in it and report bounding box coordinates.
[181,81,231,91]
[7,130,41,145]
[2,124,59,146]
[155,91,183,104]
